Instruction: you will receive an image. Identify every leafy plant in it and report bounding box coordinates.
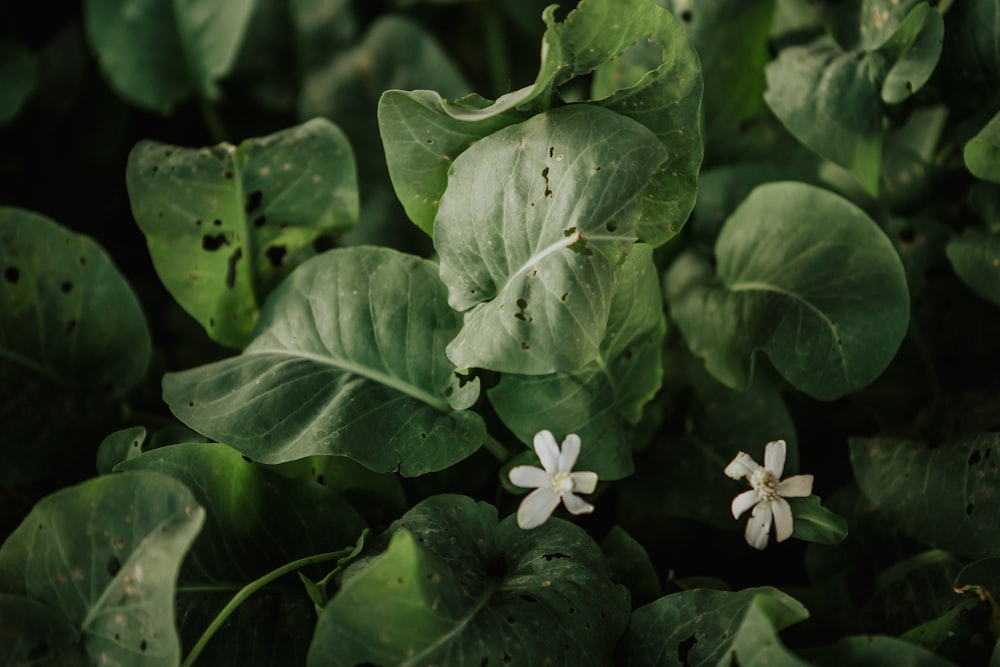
[3,0,1000,664]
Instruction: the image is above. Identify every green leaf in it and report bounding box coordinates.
[96,426,148,474]
[622,587,808,666]
[0,40,36,123]
[722,595,814,666]
[116,443,366,665]
[163,246,486,475]
[0,208,151,483]
[666,182,910,400]
[126,118,359,349]
[437,104,665,374]
[601,526,661,607]
[901,596,992,663]
[0,594,86,664]
[802,635,958,667]
[0,472,205,665]
[788,496,848,545]
[308,494,629,666]
[378,0,701,238]
[946,227,1000,306]
[764,2,943,194]
[850,434,1000,559]
[84,0,254,111]
[965,112,1000,183]
[487,244,665,479]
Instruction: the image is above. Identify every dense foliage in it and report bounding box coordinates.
[2,0,1000,664]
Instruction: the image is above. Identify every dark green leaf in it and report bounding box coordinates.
[308,494,629,666]
[666,182,910,400]
[95,426,147,475]
[787,496,848,545]
[965,112,1000,184]
[601,526,661,607]
[0,472,205,665]
[127,118,358,348]
[163,246,486,475]
[117,443,366,665]
[488,244,665,479]
[0,594,86,665]
[850,434,1000,559]
[946,227,1000,306]
[0,40,36,123]
[803,635,958,667]
[437,104,665,374]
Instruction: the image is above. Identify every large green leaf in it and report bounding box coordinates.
[622,587,808,666]
[127,118,359,349]
[488,244,665,479]
[0,208,151,483]
[437,104,665,374]
[378,0,701,239]
[84,0,253,112]
[721,595,814,667]
[803,636,958,667]
[308,494,629,666]
[0,40,36,124]
[665,182,910,400]
[764,2,943,194]
[117,443,366,665]
[851,435,1000,559]
[0,472,205,665]
[965,112,1000,184]
[163,246,485,475]
[946,227,1000,306]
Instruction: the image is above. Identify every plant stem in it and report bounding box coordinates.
[482,433,510,462]
[180,546,353,667]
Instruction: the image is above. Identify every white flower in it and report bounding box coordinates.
[508,430,598,529]
[724,439,813,550]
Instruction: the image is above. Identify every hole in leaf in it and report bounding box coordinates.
[541,552,570,561]
[242,455,253,463]
[520,341,531,350]
[265,245,287,268]
[506,616,515,624]
[444,386,454,397]
[107,556,121,577]
[245,189,263,213]
[60,281,72,294]
[514,312,526,321]
[253,215,267,228]
[561,292,568,301]
[225,248,243,288]
[606,220,618,232]
[4,267,19,283]
[542,167,552,197]
[520,594,538,603]
[420,432,428,440]
[202,234,228,251]
[678,634,697,666]
[516,298,528,309]
[213,219,223,227]
[313,235,335,253]
[140,640,147,652]
[316,474,325,485]
[969,451,982,466]
[568,607,575,614]
[681,9,693,21]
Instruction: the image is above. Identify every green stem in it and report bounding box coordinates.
[482,433,510,462]
[180,546,353,667]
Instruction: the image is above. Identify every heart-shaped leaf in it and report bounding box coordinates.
[0,471,205,665]
[308,494,629,666]
[0,208,151,483]
[117,443,366,665]
[84,0,253,111]
[850,434,1000,559]
[488,244,665,479]
[127,118,359,349]
[666,182,910,400]
[437,104,665,374]
[622,587,808,666]
[163,246,486,475]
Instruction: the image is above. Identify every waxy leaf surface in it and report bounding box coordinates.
[117,443,366,665]
[0,472,204,665]
[164,246,485,475]
[488,244,665,479]
[851,434,1000,559]
[128,118,358,348]
[666,182,909,400]
[308,494,629,666]
[437,104,665,374]
[85,0,253,111]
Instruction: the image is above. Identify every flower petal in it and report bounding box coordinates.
[745,501,772,550]
[558,433,582,473]
[516,487,561,529]
[508,465,548,489]
[779,474,813,498]
[533,430,561,473]
[772,497,794,542]
[570,471,598,494]
[764,439,786,477]
[732,489,759,519]
[724,452,761,480]
[562,492,595,516]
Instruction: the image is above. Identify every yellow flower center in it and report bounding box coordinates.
[550,472,574,495]
[750,469,780,501]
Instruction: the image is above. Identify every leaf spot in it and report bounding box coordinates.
[225,248,243,288]
[3,267,19,284]
[313,235,335,253]
[969,451,982,466]
[107,556,121,577]
[678,634,697,666]
[245,190,263,214]
[60,280,72,294]
[253,215,267,228]
[265,245,287,268]
[202,234,229,251]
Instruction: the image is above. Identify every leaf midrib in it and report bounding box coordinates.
[248,348,450,412]
[400,577,500,666]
